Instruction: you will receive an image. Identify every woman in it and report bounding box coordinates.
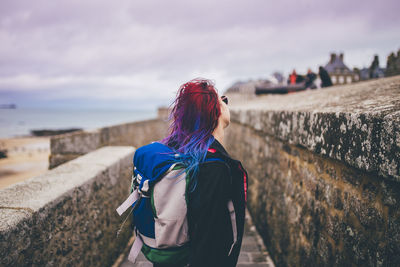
[158,78,248,267]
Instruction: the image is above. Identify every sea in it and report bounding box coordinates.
[0,107,158,138]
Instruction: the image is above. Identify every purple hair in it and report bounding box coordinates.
[160,78,221,188]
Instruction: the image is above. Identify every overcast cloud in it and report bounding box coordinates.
[0,0,399,109]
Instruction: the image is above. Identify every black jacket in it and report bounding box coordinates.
[187,138,248,267]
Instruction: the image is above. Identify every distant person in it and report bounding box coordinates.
[319,66,333,87]
[296,74,305,84]
[288,69,297,85]
[305,68,317,89]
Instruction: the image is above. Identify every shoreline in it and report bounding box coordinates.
[0,136,50,189]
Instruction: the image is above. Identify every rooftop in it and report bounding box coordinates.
[325,53,352,73]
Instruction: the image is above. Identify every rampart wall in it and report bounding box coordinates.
[49,118,168,168]
[0,146,135,266]
[225,76,400,266]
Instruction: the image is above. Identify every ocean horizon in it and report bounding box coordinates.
[0,107,158,138]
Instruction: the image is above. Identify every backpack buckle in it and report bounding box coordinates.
[139,180,151,198]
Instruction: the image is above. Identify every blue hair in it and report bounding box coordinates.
[159,78,221,191]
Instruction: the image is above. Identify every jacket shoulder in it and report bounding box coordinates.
[198,160,232,185]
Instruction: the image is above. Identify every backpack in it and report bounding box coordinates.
[116,141,237,264]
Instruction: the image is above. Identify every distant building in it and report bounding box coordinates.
[324,53,358,85]
[355,67,385,81]
[354,55,386,81]
[225,79,271,94]
[357,68,370,81]
[372,67,386,78]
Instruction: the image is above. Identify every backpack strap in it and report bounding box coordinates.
[127,230,144,263]
[227,200,237,256]
[116,189,140,216]
[116,189,144,264]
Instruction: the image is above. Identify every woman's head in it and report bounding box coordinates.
[162,78,226,151]
[171,78,220,144]
[160,78,228,182]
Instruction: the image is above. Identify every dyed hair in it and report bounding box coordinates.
[160,78,221,188]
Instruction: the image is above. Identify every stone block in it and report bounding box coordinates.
[49,153,82,169]
[50,129,101,155]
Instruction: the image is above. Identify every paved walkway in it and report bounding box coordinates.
[117,211,275,267]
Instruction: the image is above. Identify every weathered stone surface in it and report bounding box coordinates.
[230,76,400,182]
[100,118,168,147]
[225,119,400,267]
[0,146,135,267]
[50,117,168,168]
[49,153,82,169]
[50,129,101,155]
[157,107,170,121]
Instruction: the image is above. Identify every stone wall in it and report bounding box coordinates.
[50,117,168,169]
[0,146,135,267]
[225,76,400,266]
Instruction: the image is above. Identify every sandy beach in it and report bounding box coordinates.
[0,136,50,189]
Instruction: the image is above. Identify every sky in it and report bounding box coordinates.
[0,0,399,110]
